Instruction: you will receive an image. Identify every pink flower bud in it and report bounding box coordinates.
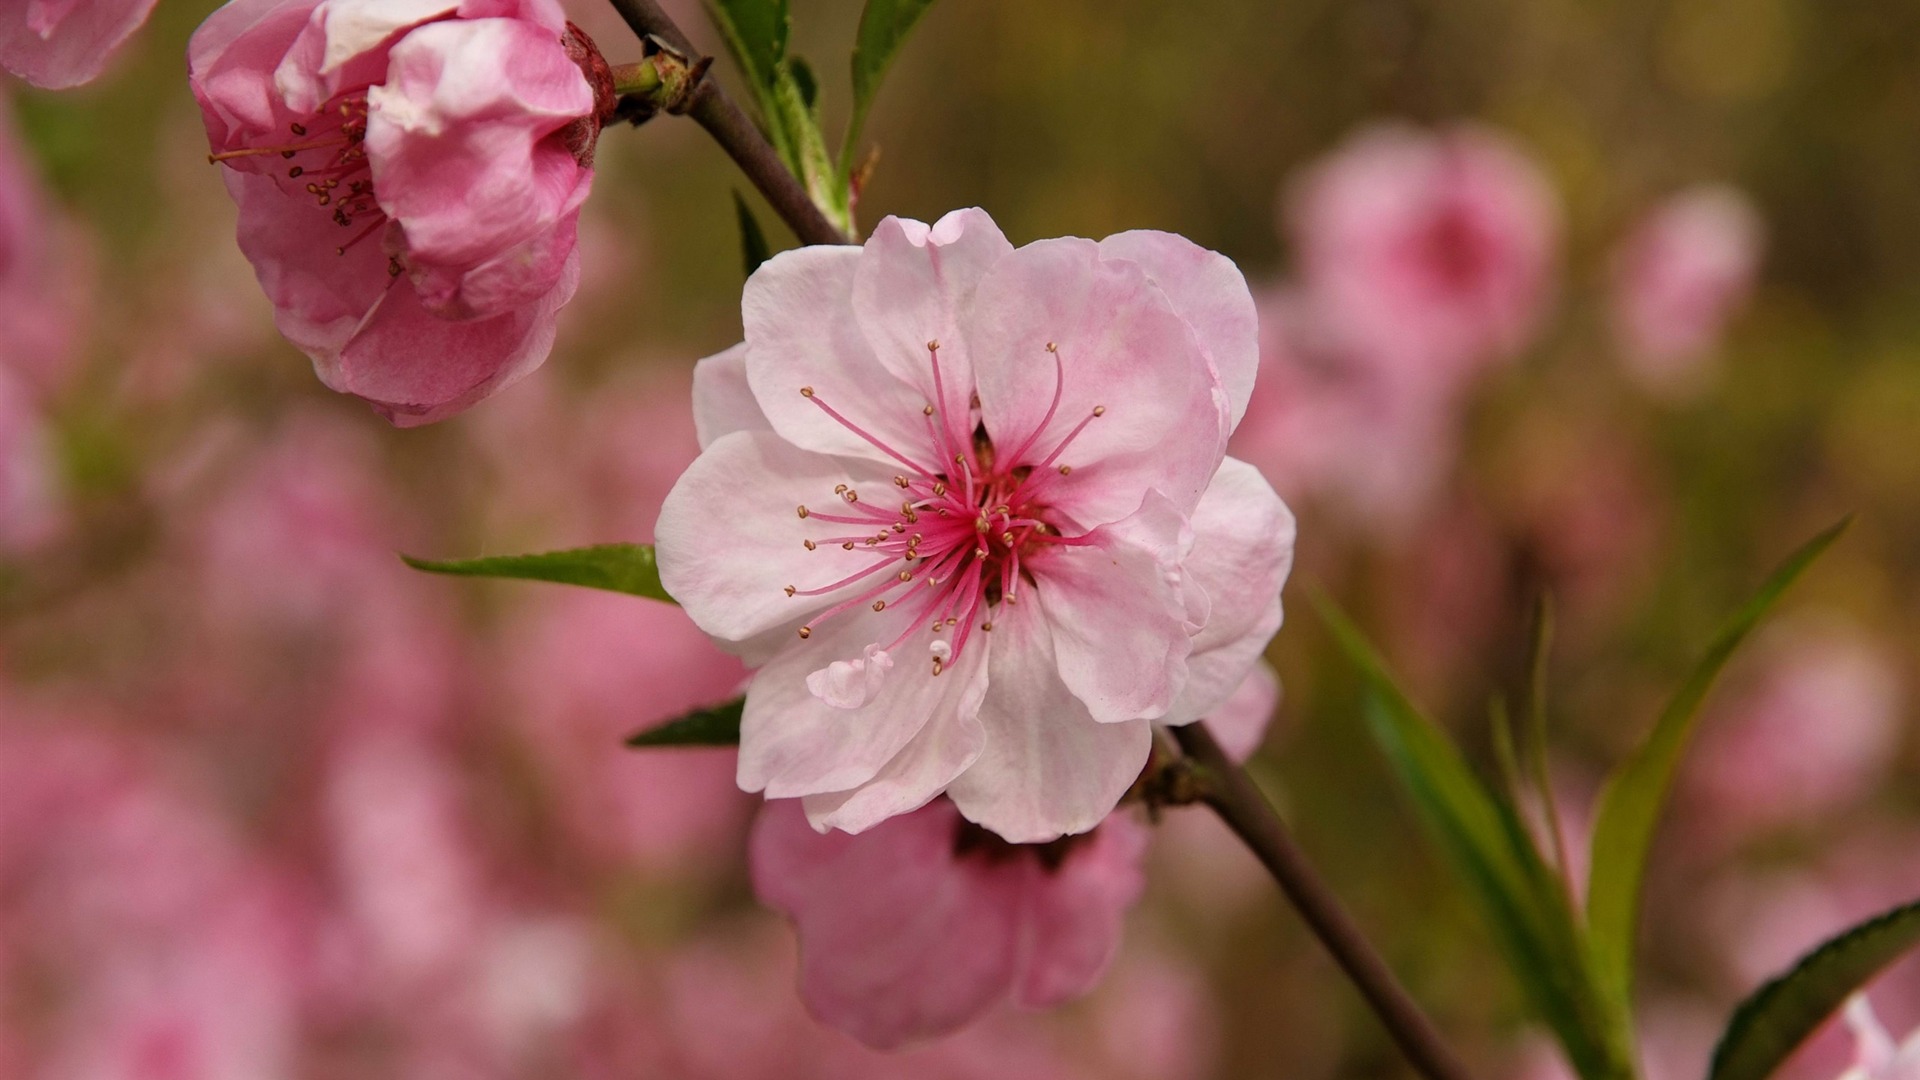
[0,0,160,88]
[189,0,615,425]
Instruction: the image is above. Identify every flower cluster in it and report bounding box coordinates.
[190,0,615,425]
[658,208,1296,844]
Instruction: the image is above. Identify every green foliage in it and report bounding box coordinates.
[626,697,745,747]
[1317,596,1636,1080]
[1318,520,1848,1080]
[1710,897,1920,1080]
[401,544,673,603]
[844,0,940,177]
[704,0,789,94]
[734,190,773,277]
[1585,519,1850,1013]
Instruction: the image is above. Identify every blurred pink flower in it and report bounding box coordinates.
[0,96,86,396]
[0,369,60,552]
[504,587,750,873]
[1611,185,1765,398]
[1286,122,1560,379]
[189,0,616,425]
[659,208,1294,842]
[749,667,1275,1049]
[1687,619,1903,841]
[750,796,1148,1048]
[1230,286,1459,534]
[0,0,160,88]
[1840,995,1920,1080]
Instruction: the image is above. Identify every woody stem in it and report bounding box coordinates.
[605,0,851,247]
[1172,721,1478,1080]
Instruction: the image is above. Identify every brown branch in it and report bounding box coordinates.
[606,0,850,247]
[1172,722,1478,1080]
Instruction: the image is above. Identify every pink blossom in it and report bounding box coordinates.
[1687,619,1902,840]
[1229,285,1460,534]
[0,368,60,552]
[1286,123,1560,379]
[749,667,1276,1048]
[0,94,86,395]
[1839,996,1920,1080]
[1611,185,1765,397]
[658,209,1296,842]
[189,0,616,425]
[750,795,1148,1048]
[0,0,160,88]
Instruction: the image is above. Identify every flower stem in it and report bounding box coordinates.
[605,0,852,247]
[1171,722,1477,1080]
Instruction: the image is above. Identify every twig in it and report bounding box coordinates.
[1172,722,1478,1080]
[606,0,851,246]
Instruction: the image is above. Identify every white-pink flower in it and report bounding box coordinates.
[0,0,160,88]
[1841,995,1920,1080]
[189,0,615,425]
[1611,185,1765,398]
[658,208,1296,843]
[1286,122,1560,379]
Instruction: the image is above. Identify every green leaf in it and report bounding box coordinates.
[788,54,818,109]
[704,0,789,92]
[842,0,939,176]
[734,190,773,277]
[768,63,850,232]
[1585,519,1850,1012]
[402,543,672,603]
[1709,896,1920,1080]
[1316,595,1636,1080]
[626,697,743,747]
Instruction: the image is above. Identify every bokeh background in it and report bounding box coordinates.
[3,0,1918,1077]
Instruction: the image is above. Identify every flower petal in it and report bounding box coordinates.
[851,208,1013,451]
[1197,662,1281,765]
[691,343,769,449]
[748,798,1019,1050]
[1098,230,1259,431]
[1159,456,1295,725]
[743,245,942,472]
[655,429,899,645]
[969,237,1228,527]
[1028,490,1194,724]
[1012,813,1149,1007]
[738,601,991,801]
[800,699,987,835]
[946,596,1152,842]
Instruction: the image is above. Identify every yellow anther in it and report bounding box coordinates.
[800,386,815,397]
[796,505,810,519]
[797,627,812,639]
[784,585,796,596]
[1092,405,1106,417]
[872,600,887,612]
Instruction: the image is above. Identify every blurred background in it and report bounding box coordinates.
[3,0,1918,1076]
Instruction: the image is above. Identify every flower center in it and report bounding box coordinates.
[786,341,1104,675]
[209,91,402,275]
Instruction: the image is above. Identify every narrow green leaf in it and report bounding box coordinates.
[768,65,850,232]
[1525,594,1573,885]
[1585,519,1851,1010]
[842,0,938,176]
[788,54,819,109]
[704,0,788,91]
[1710,896,1920,1080]
[402,543,672,603]
[626,697,744,747]
[734,190,773,277]
[1316,594,1636,1080]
